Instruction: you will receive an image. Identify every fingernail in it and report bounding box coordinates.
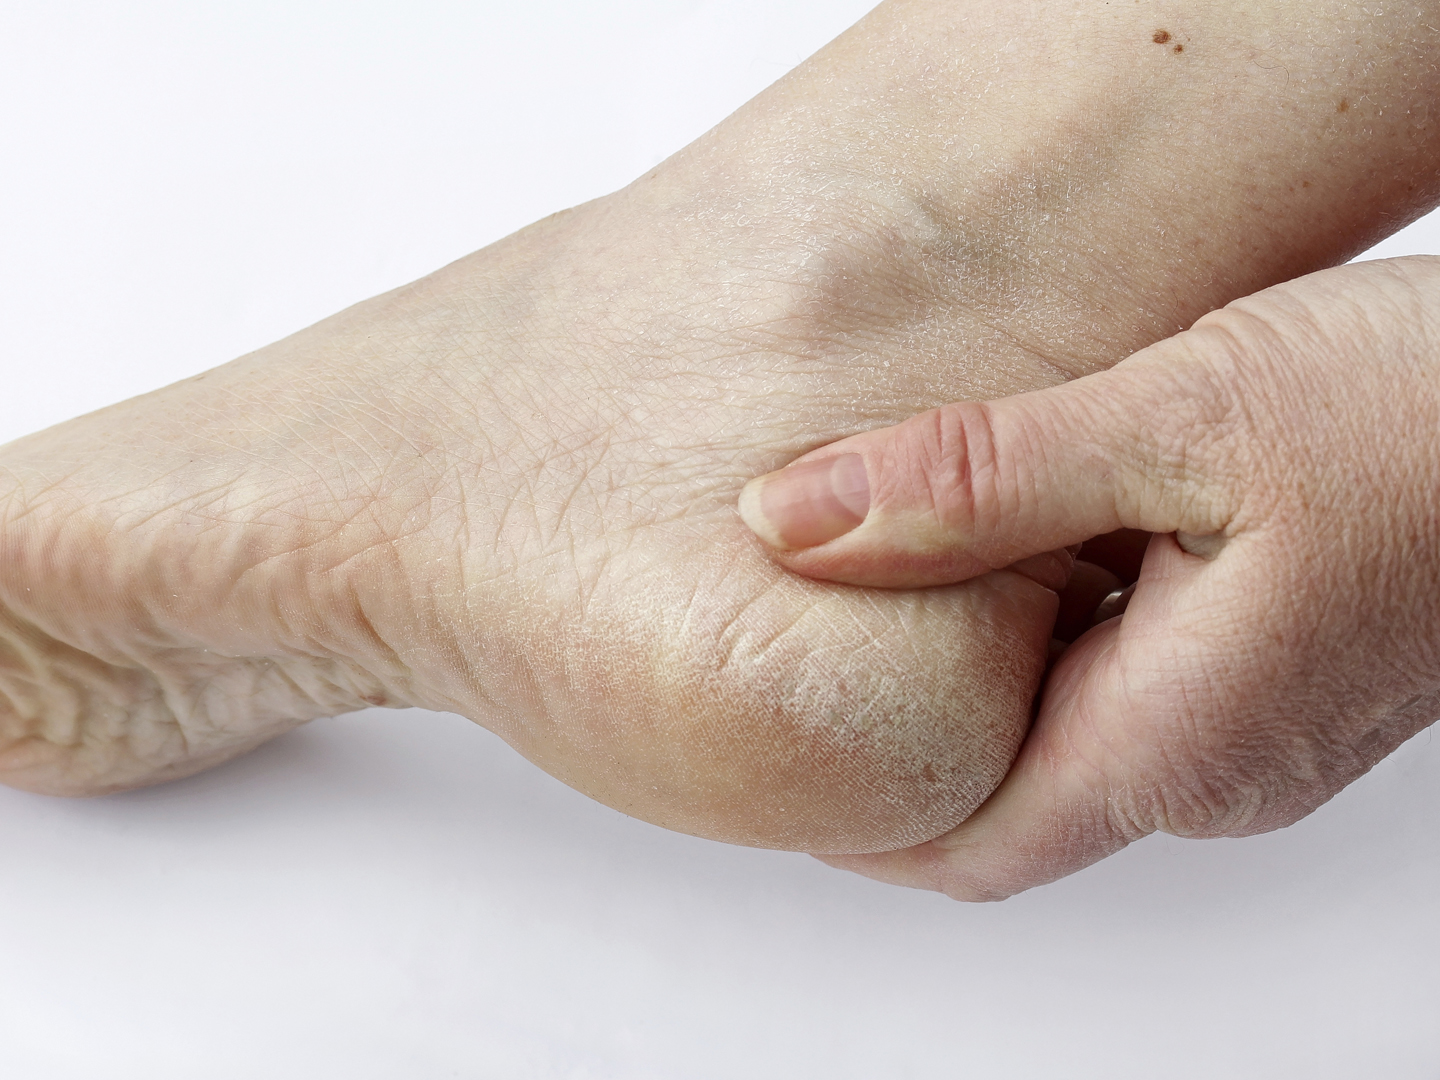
[1092,583,1136,626]
[738,453,870,550]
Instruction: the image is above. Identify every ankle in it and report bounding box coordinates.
[635,0,1440,384]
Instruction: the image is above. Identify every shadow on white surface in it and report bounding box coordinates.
[0,707,1435,1078]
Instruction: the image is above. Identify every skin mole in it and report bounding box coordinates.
[1338,98,1350,112]
[1153,29,1172,44]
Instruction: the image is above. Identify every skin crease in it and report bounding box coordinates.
[2,0,1440,857]
[762,258,1440,897]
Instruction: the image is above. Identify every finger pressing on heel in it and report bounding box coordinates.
[738,340,1243,590]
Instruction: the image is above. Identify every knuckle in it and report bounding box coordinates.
[1147,313,1277,528]
[1139,705,1315,840]
[1146,773,1265,839]
[1111,664,1269,838]
[884,400,1003,535]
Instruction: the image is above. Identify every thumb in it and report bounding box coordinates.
[739,334,1249,588]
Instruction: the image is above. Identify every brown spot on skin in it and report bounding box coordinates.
[1173,43,1184,53]
[1153,29,1172,44]
[1303,180,1312,188]
[1338,98,1350,113]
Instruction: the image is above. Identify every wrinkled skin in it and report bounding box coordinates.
[0,182,1060,852]
[763,257,1440,894]
[1,0,1438,856]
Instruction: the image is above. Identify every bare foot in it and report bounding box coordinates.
[1,0,1435,853]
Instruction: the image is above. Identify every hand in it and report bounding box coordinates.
[742,257,1440,896]
[3,0,1438,859]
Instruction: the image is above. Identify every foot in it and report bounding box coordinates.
[1,0,1434,853]
[0,168,1078,852]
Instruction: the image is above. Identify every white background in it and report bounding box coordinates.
[2,2,1438,1076]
